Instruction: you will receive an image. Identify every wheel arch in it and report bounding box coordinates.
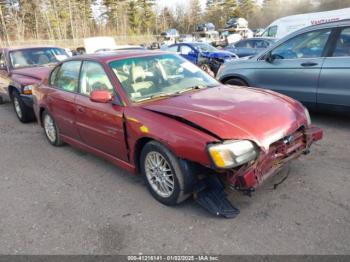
[220,74,250,86]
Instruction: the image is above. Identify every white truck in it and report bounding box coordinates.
[261,8,350,39]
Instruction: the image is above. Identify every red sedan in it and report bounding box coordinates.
[32,51,323,218]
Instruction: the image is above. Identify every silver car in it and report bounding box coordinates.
[217,20,350,113]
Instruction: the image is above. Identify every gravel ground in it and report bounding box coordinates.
[0,102,349,255]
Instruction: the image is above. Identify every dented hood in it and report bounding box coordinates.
[11,66,52,81]
[142,85,307,151]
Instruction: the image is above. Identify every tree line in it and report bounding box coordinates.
[0,0,350,42]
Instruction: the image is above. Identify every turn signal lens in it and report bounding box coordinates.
[23,85,33,95]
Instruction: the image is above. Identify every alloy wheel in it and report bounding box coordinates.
[44,114,56,143]
[145,151,175,198]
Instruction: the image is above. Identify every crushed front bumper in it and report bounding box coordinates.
[225,126,323,191]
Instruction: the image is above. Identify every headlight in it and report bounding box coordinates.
[303,106,311,126]
[208,140,259,169]
[23,85,33,95]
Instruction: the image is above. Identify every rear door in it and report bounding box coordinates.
[317,27,350,112]
[252,28,332,109]
[75,60,128,161]
[48,60,81,140]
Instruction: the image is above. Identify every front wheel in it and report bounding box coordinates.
[12,91,34,123]
[140,141,190,206]
[224,78,248,86]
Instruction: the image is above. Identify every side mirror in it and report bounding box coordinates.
[265,52,274,63]
[90,90,112,103]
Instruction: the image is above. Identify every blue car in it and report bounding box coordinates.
[168,42,238,75]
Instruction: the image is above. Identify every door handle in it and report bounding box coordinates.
[76,106,84,113]
[301,62,318,67]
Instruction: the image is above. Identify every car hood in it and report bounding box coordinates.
[11,66,52,81]
[141,85,307,151]
[201,50,236,59]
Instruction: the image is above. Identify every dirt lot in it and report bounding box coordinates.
[0,102,349,255]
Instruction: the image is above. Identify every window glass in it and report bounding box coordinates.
[271,29,331,59]
[180,45,192,55]
[79,61,113,96]
[9,48,69,69]
[109,54,219,103]
[235,40,249,48]
[262,26,277,37]
[254,40,269,48]
[333,27,350,57]
[49,66,60,86]
[53,61,81,92]
[167,45,179,52]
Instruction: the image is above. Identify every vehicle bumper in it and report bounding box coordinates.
[20,94,33,108]
[225,126,323,190]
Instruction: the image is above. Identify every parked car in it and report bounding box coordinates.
[168,42,238,75]
[224,37,276,58]
[217,20,350,113]
[32,51,322,218]
[0,46,69,122]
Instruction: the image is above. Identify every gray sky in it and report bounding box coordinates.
[157,0,207,10]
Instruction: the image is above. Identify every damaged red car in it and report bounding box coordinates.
[32,51,323,218]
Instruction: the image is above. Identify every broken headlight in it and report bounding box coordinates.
[208,140,258,169]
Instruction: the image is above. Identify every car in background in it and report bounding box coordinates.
[178,34,194,43]
[0,46,69,122]
[217,20,350,113]
[168,42,238,75]
[32,51,322,218]
[224,37,276,58]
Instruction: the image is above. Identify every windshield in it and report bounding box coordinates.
[192,43,217,52]
[9,48,69,69]
[110,54,219,102]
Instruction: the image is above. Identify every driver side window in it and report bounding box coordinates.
[271,29,331,60]
[79,61,113,96]
[180,45,192,55]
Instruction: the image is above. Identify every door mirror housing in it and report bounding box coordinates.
[90,90,112,103]
[265,52,274,63]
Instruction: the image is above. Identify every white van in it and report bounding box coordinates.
[262,8,350,39]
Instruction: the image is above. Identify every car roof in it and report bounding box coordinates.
[239,37,277,41]
[69,50,169,63]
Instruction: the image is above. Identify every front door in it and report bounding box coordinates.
[180,45,198,64]
[48,60,81,140]
[75,61,128,161]
[318,27,350,111]
[251,28,332,109]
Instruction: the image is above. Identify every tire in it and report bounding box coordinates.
[12,91,34,123]
[42,110,63,146]
[224,78,248,86]
[140,141,190,206]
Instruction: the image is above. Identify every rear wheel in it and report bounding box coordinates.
[12,91,34,123]
[224,78,248,86]
[42,110,63,146]
[140,141,190,205]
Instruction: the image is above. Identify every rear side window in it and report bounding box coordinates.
[333,27,350,57]
[52,60,81,92]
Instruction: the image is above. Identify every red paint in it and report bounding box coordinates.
[33,52,323,191]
